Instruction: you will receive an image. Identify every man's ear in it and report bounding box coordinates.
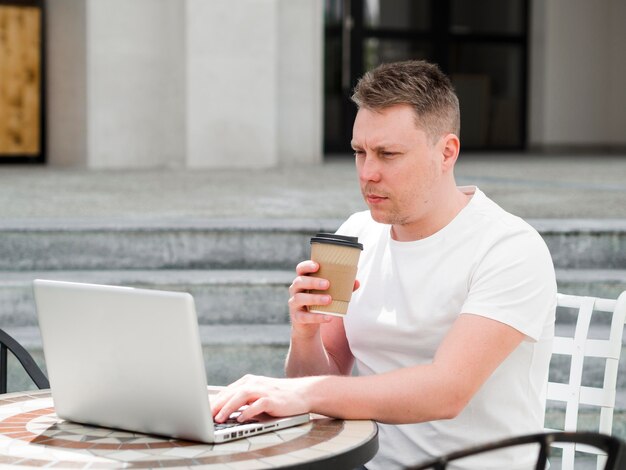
[440,133,460,171]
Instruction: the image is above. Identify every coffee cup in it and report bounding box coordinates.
[308,233,363,317]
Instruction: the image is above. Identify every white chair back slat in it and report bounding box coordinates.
[578,386,616,408]
[546,382,570,400]
[552,337,574,355]
[556,295,616,313]
[564,297,594,431]
[549,441,608,456]
[593,298,618,313]
[599,405,615,436]
[552,338,617,359]
[546,291,626,470]
[586,339,616,359]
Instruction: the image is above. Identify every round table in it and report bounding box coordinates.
[0,389,378,469]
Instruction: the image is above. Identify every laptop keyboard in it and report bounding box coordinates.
[215,420,247,430]
[214,411,258,430]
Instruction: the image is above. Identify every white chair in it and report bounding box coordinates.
[545,291,626,469]
[405,432,626,470]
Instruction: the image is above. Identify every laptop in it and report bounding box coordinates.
[32,279,310,443]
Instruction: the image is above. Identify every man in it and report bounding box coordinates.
[212,60,556,469]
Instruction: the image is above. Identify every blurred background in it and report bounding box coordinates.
[1,1,625,449]
[1,0,625,167]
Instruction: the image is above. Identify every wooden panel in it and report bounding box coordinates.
[0,5,41,156]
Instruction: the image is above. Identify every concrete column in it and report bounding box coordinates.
[186,0,323,168]
[87,0,186,168]
[277,0,323,166]
[46,0,185,168]
[608,0,626,146]
[46,0,323,168]
[46,0,87,166]
[186,0,278,168]
[529,0,626,149]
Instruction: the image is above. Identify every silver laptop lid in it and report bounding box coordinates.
[33,279,215,443]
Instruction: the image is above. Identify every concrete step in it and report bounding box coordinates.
[556,269,626,300]
[1,268,624,327]
[0,270,294,327]
[0,218,340,271]
[536,219,626,270]
[2,324,291,393]
[1,218,625,270]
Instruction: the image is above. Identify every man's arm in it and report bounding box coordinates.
[213,313,524,424]
[285,260,354,377]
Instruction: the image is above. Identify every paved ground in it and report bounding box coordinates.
[0,152,624,221]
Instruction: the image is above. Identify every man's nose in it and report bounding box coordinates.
[358,154,382,183]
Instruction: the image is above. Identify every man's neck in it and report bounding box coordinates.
[390,187,472,242]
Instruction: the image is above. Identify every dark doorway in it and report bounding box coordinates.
[324,0,529,153]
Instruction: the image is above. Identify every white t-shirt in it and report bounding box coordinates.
[338,187,557,470]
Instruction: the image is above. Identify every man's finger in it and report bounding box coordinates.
[214,390,256,423]
[237,397,273,422]
[295,260,319,275]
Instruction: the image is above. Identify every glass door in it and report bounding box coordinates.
[324,0,529,153]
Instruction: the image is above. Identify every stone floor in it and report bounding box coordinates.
[0,153,625,221]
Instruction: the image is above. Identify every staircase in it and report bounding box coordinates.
[2,217,626,436]
[0,217,340,389]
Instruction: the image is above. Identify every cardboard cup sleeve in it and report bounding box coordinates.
[308,234,362,316]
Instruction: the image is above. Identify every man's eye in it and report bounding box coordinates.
[353,150,365,157]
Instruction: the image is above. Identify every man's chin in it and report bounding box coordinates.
[368,206,410,226]
[368,208,393,225]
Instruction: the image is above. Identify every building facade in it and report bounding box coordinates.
[3,0,625,168]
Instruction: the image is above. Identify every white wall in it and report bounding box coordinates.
[277,0,323,165]
[88,0,186,168]
[186,0,278,168]
[529,0,626,148]
[45,0,323,168]
[186,0,323,168]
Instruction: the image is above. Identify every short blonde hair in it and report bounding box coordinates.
[351,60,460,142]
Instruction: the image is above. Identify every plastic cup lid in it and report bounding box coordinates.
[310,233,363,250]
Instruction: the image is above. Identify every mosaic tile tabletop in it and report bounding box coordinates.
[0,389,378,469]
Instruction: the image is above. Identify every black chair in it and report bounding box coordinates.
[405,431,626,470]
[0,328,49,393]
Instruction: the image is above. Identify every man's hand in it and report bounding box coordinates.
[285,259,359,378]
[212,375,312,423]
[288,260,360,335]
[288,260,333,332]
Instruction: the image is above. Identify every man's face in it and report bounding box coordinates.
[351,104,444,230]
